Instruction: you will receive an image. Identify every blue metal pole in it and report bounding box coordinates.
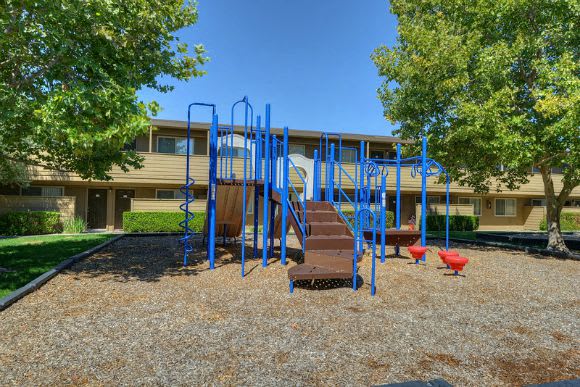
[329,144,335,205]
[313,149,319,201]
[396,143,401,230]
[446,175,450,251]
[421,136,427,261]
[380,174,386,263]
[269,135,277,259]
[253,115,261,258]
[371,217,377,296]
[241,99,249,277]
[208,114,218,270]
[358,141,365,254]
[262,105,271,267]
[281,127,289,265]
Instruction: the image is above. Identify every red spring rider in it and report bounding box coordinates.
[445,255,469,276]
[408,245,427,264]
[437,250,459,268]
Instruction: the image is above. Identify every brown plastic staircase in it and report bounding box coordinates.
[286,201,361,282]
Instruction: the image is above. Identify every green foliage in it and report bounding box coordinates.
[426,215,479,232]
[540,212,580,231]
[123,211,205,233]
[341,209,395,228]
[0,211,62,235]
[62,217,87,234]
[0,1,208,184]
[0,234,113,298]
[372,0,579,250]
[372,0,579,194]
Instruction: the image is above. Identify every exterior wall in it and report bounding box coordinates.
[0,195,76,220]
[64,186,87,219]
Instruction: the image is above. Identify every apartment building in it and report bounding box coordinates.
[1,119,578,231]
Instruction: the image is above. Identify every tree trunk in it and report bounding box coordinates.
[540,167,570,254]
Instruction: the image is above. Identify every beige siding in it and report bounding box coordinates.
[64,186,87,219]
[28,153,580,199]
[131,199,205,212]
[416,204,474,217]
[0,195,76,220]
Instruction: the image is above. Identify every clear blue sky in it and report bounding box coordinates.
[138,1,399,136]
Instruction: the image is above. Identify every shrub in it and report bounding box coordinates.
[62,217,87,234]
[123,211,206,233]
[0,211,62,235]
[426,214,479,232]
[539,212,580,231]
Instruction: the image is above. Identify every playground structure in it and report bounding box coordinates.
[181,97,458,296]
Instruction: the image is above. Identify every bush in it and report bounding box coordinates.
[123,211,206,233]
[426,214,479,232]
[0,211,62,235]
[539,212,580,231]
[62,217,87,234]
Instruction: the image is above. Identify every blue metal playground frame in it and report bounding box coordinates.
[181,97,451,296]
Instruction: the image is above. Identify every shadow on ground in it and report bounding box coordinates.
[66,235,304,283]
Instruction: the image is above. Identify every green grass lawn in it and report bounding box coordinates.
[427,231,477,240]
[0,234,114,298]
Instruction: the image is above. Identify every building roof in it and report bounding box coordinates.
[150,118,410,145]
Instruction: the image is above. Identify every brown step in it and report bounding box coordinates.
[297,210,337,223]
[304,250,359,272]
[309,222,349,236]
[305,201,334,211]
[288,264,353,281]
[305,235,355,250]
[309,249,364,263]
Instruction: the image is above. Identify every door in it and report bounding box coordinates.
[115,189,135,229]
[87,189,108,229]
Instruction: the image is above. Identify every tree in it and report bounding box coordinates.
[0,0,207,183]
[372,0,579,254]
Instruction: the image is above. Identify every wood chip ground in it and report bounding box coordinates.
[0,235,578,385]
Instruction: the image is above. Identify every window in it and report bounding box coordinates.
[289,144,306,156]
[156,189,189,200]
[341,149,357,163]
[459,197,482,216]
[157,137,194,155]
[0,185,20,195]
[415,196,441,205]
[218,146,247,158]
[495,198,517,216]
[370,150,384,159]
[531,199,546,206]
[387,151,397,160]
[21,186,64,197]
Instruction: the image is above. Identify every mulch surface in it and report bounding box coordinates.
[0,235,578,386]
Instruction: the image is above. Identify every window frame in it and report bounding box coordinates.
[288,144,306,156]
[458,197,482,216]
[21,186,65,197]
[155,189,189,200]
[495,198,517,217]
[157,136,195,155]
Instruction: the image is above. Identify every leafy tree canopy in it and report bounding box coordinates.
[0,0,207,184]
[373,0,579,252]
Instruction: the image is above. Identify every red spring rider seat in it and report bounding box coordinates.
[445,256,469,275]
[407,246,427,264]
[437,250,459,268]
